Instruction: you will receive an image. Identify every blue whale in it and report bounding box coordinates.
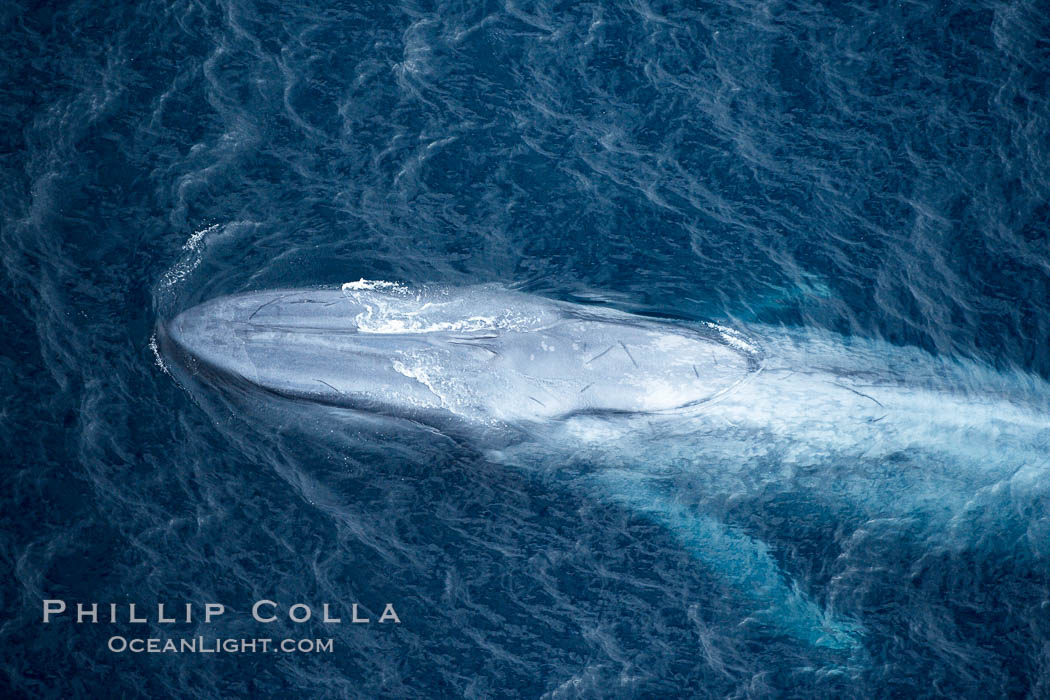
[160,281,1050,654]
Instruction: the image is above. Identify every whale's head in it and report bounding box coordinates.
[160,283,759,430]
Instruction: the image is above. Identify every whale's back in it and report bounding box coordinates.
[163,284,758,427]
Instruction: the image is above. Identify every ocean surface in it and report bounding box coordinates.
[2,0,1050,697]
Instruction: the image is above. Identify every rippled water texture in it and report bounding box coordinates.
[2,0,1049,697]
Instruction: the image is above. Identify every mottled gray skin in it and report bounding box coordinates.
[163,283,757,431]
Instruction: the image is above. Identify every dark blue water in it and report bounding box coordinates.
[2,0,1049,697]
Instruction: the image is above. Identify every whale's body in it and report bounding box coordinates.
[163,282,759,428]
[161,282,1050,654]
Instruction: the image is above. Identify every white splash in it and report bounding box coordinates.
[704,321,759,356]
[160,223,221,292]
[340,279,408,293]
[149,332,170,376]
